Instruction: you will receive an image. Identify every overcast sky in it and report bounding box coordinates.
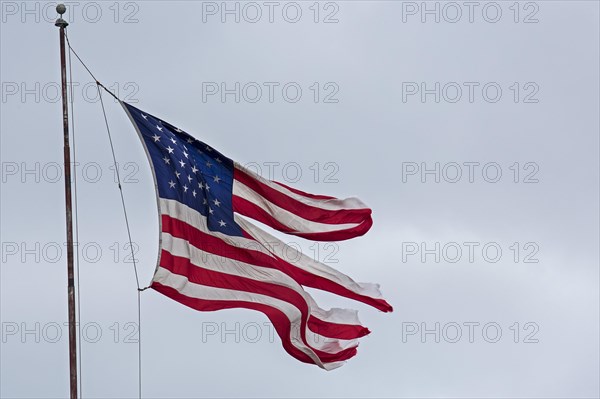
[1,1,599,398]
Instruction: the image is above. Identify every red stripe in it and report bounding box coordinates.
[153,261,358,364]
[234,167,371,225]
[152,282,325,366]
[162,215,393,313]
[307,318,370,340]
[232,195,373,241]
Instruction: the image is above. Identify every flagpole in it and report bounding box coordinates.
[55,4,78,398]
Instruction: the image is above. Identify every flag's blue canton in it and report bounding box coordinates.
[124,102,243,237]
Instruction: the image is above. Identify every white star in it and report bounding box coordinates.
[175,127,182,133]
[162,156,170,164]
[198,181,204,189]
[208,207,214,215]
[152,134,161,142]
[179,160,186,168]
[213,198,221,207]
[187,138,194,144]
[156,125,163,131]
[141,114,148,119]
[203,198,208,205]
[168,180,176,188]
[191,165,199,174]
[206,161,213,168]
[187,175,193,182]
[175,171,181,179]
[205,184,210,192]
[183,151,189,158]
[218,220,227,227]
[166,146,174,154]
[170,137,177,144]
[213,175,221,183]
[216,157,222,163]
[206,145,212,152]
[183,185,188,192]
[192,190,197,197]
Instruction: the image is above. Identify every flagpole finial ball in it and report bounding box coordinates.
[56,4,66,15]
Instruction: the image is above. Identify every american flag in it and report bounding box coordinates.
[122,101,392,370]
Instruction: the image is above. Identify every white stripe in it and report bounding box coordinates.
[159,198,275,259]
[236,215,384,300]
[162,232,359,353]
[233,180,360,233]
[154,267,346,370]
[235,163,369,211]
[310,306,363,327]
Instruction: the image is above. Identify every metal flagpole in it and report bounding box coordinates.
[55,4,78,398]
